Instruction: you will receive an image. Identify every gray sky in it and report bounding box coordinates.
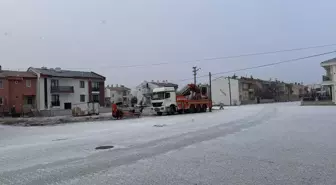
[1,0,336,88]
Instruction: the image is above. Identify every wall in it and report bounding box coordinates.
[8,78,37,113]
[0,79,9,108]
[110,90,123,103]
[211,77,240,106]
[133,82,159,105]
[38,77,89,110]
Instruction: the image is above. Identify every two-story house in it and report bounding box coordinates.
[321,58,336,103]
[28,67,105,110]
[0,66,37,114]
[105,84,131,105]
[133,81,178,106]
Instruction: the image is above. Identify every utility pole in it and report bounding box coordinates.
[209,72,212,112]
[192,66,201,85]
[228,76,232,106]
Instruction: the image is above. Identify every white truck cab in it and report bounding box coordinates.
[151,87,177,115]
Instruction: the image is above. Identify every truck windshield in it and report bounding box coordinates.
[152,92,165,100]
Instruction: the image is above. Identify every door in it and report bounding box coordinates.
[64,103,72,110]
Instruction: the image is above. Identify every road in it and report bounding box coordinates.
[1,102,336,184]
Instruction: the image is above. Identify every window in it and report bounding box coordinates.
[51,79,59,87]
[26,80,31,87]
[51,94,60,106]
[0,80,3,88]
[0,97,3,105]
[112,94,114,97]
[27,97,33,105]
[80,81,85,88]
[92,94,99,102]
[80,95,85,102]
[92,82,100,91]
[165,93,170,99]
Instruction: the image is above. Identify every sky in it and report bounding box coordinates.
[1,0,336,88]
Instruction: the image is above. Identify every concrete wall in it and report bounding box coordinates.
[133,82,159,105]
[211,77,240,106]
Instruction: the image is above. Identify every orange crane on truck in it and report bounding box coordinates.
[151,84,212,115]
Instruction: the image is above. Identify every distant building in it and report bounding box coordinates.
[28,67,105,110]
[0,66,37,114]
[133,81,178,106]
[321,58,336,103]
[105,84,131,106]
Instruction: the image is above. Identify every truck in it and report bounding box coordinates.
[151,84,212,115]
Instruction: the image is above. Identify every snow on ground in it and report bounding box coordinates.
[0,104,266,172]
[2,102,336,184]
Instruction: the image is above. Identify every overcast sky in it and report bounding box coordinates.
[1,0,336,88]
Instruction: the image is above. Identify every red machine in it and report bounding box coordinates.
[112,104,142,119]
[175,84,212,113]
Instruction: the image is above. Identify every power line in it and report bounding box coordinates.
[175,50,336,83]
[85,43,336,70]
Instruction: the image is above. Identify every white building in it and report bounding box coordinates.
[133,81,178,106]
[28,67,105,110]
[321,58,336,103]
[105,85,131,105]
[211,76,240,106]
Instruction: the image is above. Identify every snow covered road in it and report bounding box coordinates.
[1,102,336,184]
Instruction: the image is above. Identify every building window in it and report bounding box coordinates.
[0,97,3,105]
[0,80,3,88]
[26,80,31,87]
[112,94,114,97]
[51,94,60,106]
[80,95,85,102]
[27,97,33,105]
[92,82,100,91]
[80,81,85,88]
[92,94,99,102]
[51,79,59,87]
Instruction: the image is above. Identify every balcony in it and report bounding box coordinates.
[321,75,335,86]
[322,75,331,81]
[50,86,74,93]
[92,87,100,92]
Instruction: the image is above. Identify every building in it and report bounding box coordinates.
[133,81,178,106]
[105,84,131,105]
[321,58,336,103]
[0,67,37,114]
[28,67,105,110]
[221,75,305,104]
[211,76,240,106]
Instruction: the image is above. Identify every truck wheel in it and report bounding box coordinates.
[169,105,176,115]
[196,105,201,113]
[202,104,207,112]
[189,105,196,113]
[177,109,183,114]
[157,112,163,116]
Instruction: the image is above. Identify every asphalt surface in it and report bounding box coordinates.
[1,102,336,184]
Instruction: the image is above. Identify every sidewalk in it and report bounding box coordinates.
[0,108,156,126]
